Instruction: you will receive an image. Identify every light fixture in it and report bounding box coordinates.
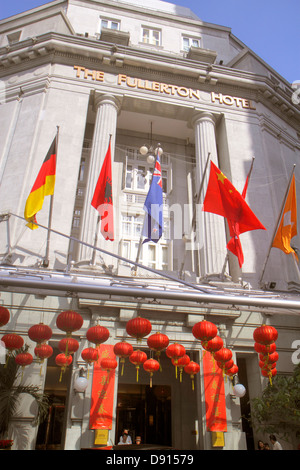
[139,122,163,163]
[74,367,88,392]
[233,383,246,398]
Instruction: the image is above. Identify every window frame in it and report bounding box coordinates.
[141,27,162,46]
[182,36,201,52]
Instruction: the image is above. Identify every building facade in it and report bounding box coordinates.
[0,0,300,450]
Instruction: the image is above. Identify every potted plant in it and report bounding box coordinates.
[0,345,50,449]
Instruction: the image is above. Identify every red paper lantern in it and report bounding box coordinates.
[253,325,278,345]
[15,351,33,367]
[225,364,239,377]
[86,325,110,346]
[129,350,147,381]
[15,351,33,378]
[220,359,234,371]
[259,351,279,364]
[259,361,276,371]
[147,332,169,353]
[126,317,152,342]
[81,347,98,378]
[147,332,169,370]
[81,347,99,365]
[172,354,190,382]
[113,342,133,375]
[184,361,200,390]
[34,343,53,362]
[166,343,186,378]
[28,323,52,345]
[143,358,160,387]
[34,343,53,374]
[192,320,217,347]
[0,306,10,327]
[58,337,79,355]
[261,367,277,385]
[100,357,118,372]
[56,310,83,336]
[254,342,276,354]
[214,347,232,363]
[202,335,223,355]
[2,333,24,352]
[55,353,73,381]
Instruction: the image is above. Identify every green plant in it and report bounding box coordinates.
[250,363,300,443]
[0,345,50,439]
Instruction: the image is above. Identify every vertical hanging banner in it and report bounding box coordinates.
[90,344,116,430]
[202,351,227,432]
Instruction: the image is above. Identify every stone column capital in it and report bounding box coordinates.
[191,110,218,128]
[93,92,122,113]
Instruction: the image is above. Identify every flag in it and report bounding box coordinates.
[24,136,57,230]
[227,159,254,267]
[142,153,164,243]
[91,138,114,241]
[203,161,266,266]
[272,174,298,261]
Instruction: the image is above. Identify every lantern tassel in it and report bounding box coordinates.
[121,359,125,376]
[150,373,153,388]
[136,365,139,382]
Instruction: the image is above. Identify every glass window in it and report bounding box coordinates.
[142,28,161,46]
[182,36,200,51]
[101,19,120,30]
[137,166,147,190]
[125,164,133,189]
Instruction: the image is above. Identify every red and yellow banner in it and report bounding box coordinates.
[202,350,227,432]
[89,344,116,430]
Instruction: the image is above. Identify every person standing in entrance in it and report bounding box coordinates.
[269,434,283,450]
[118,428,132,445]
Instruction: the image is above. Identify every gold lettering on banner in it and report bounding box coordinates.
[73,66,256,109]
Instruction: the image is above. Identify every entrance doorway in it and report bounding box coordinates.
[115,383,171,446]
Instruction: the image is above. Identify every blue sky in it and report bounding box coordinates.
[1,0,299,84]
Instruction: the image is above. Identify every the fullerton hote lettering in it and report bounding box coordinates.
[73,65,256,109]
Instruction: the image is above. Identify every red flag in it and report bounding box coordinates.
[203,161,266,266]
[91,139,114,241]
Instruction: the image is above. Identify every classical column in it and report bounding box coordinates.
[79,93,120,261]
[192,112,227,278]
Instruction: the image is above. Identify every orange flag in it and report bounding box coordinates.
[272,174,298,261]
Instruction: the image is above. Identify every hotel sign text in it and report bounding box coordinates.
[73,66,256,110]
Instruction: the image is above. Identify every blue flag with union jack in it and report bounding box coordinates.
[143,154,164,243]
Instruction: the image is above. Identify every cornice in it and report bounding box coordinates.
[0,32,299,127]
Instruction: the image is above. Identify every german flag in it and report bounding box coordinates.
[24,136,57,230]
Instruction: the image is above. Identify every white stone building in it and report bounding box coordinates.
[0,0,299,450]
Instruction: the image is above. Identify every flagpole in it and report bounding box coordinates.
[90,134,112,265]
[259,164,296,286]
[179,152,210,278]
[43,126,59,268]
[132,145,161,275]
[191,152,211,232]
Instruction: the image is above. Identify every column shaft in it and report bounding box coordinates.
[193,112,227,278]
[79,94,120,260]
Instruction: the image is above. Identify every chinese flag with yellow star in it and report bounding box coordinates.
[272,174,298,261]
[203,161,266,266]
